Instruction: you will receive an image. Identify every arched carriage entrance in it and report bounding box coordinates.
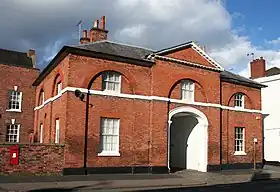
[168,106,208,172]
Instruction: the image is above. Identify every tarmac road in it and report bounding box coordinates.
[139,179,280,192]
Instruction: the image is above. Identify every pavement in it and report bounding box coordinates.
[0,165,280,192]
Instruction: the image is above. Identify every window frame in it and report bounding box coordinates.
[6,124,20,143]
[55,119,60,144]
[40,123,44,143]
[56,82,62,95]
[234,93,244,108]
[98,117,120,156]
[39,90,45,106]
[6,90,22,112]
[102,72,121,93]
[234,127,246,155]
[181,80,195,102]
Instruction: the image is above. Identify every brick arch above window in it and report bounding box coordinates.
[38,88,45,106]
[52,73,63,96]
[168,78,208,103]
[228,92,253,109]
[82,69,137,94]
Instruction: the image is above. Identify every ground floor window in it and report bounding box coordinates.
[100,118,120,153]
[235,127,245,153]
[6,124,20,142]
[55,119,60,144]
[40,123,43,143]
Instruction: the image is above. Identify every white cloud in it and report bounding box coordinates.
[113,0,280,77]
[1,0,280,75]
[265,37,280,45]
[116,24,148,39]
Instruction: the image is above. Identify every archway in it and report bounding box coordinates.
[168,106,208,172]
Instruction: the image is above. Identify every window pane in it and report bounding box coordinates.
[235,127,244,152]
[100,118,119,152]
[8,91,21,110]
[181,81,194,101]
[6,124,19,142]
[57,82,62,94]
[235,94,244,107]
[103,72,121,92]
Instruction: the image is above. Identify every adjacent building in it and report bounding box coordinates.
[32,16,266,174]
[0,48,39,144]
[251,58,280,164]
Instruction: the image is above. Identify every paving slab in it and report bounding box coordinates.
[0,174,181,183]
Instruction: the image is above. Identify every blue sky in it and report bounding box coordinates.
[228,0,278,48]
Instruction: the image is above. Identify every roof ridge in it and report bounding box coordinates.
[71,40,156,52]
[0,48,27,55]
[68,40,107,47]
[155,41,193,54]
[104,40,156,52]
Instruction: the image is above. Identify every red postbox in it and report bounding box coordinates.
[10,145,19,165]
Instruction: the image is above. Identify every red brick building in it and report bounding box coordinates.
[0,48,39,144]
[32,16,266,174]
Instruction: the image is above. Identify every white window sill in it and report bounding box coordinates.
[234,151,247,156]
[181,99,194,102]
[6,109,22,113]
[98,151,120,157]
[103,90,121,94]
[234,106,244,109]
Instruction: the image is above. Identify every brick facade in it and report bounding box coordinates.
[0,63,39,144]
[33,45,264,173]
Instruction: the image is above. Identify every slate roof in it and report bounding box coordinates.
[72,40,154,61]
[34,40,266,88]
[0,48,33,68]
[265,67,280,77]
[220,70,266,88]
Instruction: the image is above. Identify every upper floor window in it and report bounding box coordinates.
[102,72,121,93]
[7,90,22,112]
[234,93,244,108]
[6,124,20,143]
[39,90,44,105]
[56,82,62,95]
[181,80,194,101]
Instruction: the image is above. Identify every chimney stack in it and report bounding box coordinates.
[79,16,108,44]
[80,29,90,44]
[89,16,108,43]
[250,57,266,79]
[27,49,36,68]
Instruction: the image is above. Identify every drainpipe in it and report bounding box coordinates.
[166,100,171,173]
[219,79,223,170]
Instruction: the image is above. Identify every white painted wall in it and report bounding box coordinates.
[170,113,206,171]
[255,75,280,162]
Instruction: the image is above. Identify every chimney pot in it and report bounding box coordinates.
[94,20,99,28]
[27,49,36,68]
[100,16,106,30]
[80,29,90,44]
[83,30,88,38]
